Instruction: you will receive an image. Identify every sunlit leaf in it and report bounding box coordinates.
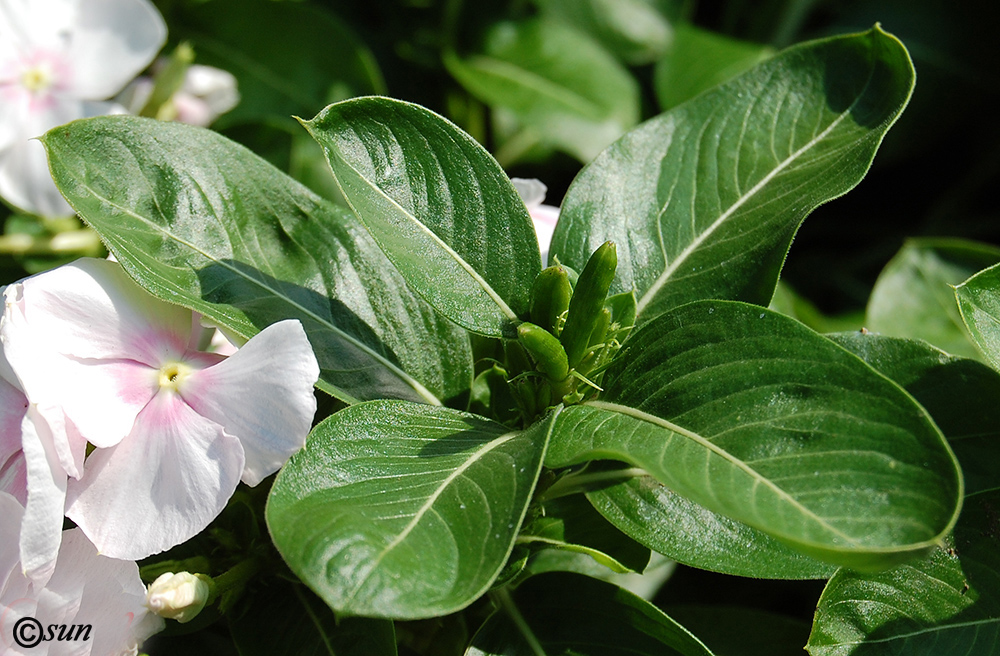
[42,116,471,405]
[266,401,558,619]
[956,261,1000,370]
[553,26,914,322]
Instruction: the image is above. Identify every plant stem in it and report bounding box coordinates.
[538,466,648,502]
[491,588,547,656]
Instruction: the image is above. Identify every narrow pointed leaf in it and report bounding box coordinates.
[552,26,914,321]
[266,401,558,619]
[956,262,1000,370]
[808,490,1000,655]
[467,572,714,656]
[41,116,470,405]
[303,97,541,337]
[546,301,962,570]
[866,239,1000,360]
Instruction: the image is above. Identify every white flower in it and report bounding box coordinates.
[145,572,212,624]
[117,62,240,127]
[0,0,166,217]
[0,492,164,655]
[511,178,561,266]
[1,257,320,560]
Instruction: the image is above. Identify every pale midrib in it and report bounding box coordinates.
[636,105,852,316]
[77,182,442,406]
[826,616,1000,646]
[331,146,518,323]
[586,400,861,546]
[341,430,519,605]
[465,55,607,120]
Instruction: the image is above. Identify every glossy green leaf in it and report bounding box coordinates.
[229,579,396,656]
[654,23,773,109]
[467,572,714,656]
[266,401,558,619]
[519,493,650,574]
[303,97,539,337]
[176,0,384,128]
[957,262,1000,370]
[445,19,640,163]
[586,472,836,579]
[532,0,673,64]
[867,239,1000,360]
[830,332,1000,496]
[546,301,962,570]
[552,26,914,322]
[41,116,471,405]
[808,490,1000,655]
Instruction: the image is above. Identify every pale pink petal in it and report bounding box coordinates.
[43,359,158,449]
[10,257,193,365]
[19,406,67,587]
[0,449,27,505]
[62,0,166,99]
[67,390,245,560]
[37,529,164,655]
[182,320,318,486]
[0,98,117,217]
[0,490,25,586]
[531,204,560,265]
[0,372,26,468]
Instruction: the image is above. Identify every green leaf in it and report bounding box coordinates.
[546,301,962,570]
[519,493,650,574]
[808,490,1000,655]
[41,116,470,405]
[229,579,396,656]
[445,19,640,163]
[586,472,836,579]
[867,239,1000,360]
[266,401,558,619]
[957,262,1000,370]
[552,26,914,322]
[654,23,773,110]
[532,0,674,64]
[303,97,540,337]
[829,331,1000,496]
[177,0,385,128]
[467,572,714,656]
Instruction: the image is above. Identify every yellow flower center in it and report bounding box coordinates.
[158,362,193,392]
[20,65,53,93]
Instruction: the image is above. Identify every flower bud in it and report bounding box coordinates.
[145,572,212,623]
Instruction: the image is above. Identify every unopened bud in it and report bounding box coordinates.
[145,572,212,623]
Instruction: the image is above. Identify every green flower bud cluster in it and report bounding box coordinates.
[508,242,635,424]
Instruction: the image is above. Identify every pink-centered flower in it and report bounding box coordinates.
[0,0,166,217]
[1,258,320,560]
[0,492,164,656]
[511,178,560,266]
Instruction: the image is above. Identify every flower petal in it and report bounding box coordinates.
[19,405,67,587]
[37,528,164,654]
[8,257,193,365]
[66,390,245,560]
[0,372,26,469]
[62,0,167,99]
[0,490,25,587]
[182,320,318,486]
[0,98,118,217]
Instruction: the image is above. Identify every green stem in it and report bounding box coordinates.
[491,588,547,656]
[538,466,648,502]
[208,557,263,604]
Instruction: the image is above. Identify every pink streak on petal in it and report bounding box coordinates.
[66,390,245,561]
[0,375,27,467]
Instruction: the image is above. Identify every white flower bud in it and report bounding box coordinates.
[145,572,212,623]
